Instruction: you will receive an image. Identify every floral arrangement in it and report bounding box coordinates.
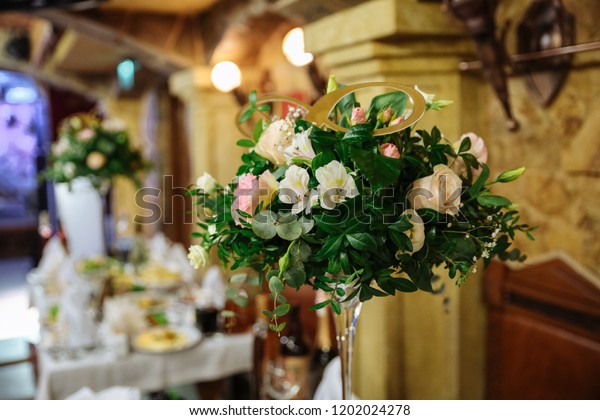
[44,113,149,190]
[188,78,534,332]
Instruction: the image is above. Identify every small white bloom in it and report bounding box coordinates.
[315,161,359,210]
[196,172,218,194]
[278,165,317,214]
[207,224,217,235]
[283,127,316,164]
[188,245,209,269]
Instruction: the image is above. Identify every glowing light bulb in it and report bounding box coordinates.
[282,27,313,67]
[211,61,242,92]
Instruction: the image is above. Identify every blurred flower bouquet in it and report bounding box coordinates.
[44,113,149,190]
[188,77,534,331]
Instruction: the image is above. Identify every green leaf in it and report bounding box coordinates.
[496,166,526,183]
[273,303,290,317]
[468,163,490,197]
[221,310,237,318]
[310,300,331,311]
[229,273,247,284]
[269,276,285,294]
[239,106,255,124]
[290,240,311,262]
[330,299,341,315]
[368,91,408,124]
[263,310,274,318]
[339,251,352,274]
[458,136,471,153]
[311,150,336,172]
[346,232,378,252]
[477,194,512,207]
[253,120,264,143]
[276,322,286,332]
[310,130,338,149]
[342,124,373,145]
[249,90,257,107]
[276,221,303,241]
[351,147,402,191]
[316,234,345,260]
[298,216,314,234]
[236,139,255,148]
[252,221,277,240]
[282,262,306,288]
[314,214,344,234]
[258,104,271,113]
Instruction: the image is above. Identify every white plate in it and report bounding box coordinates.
[131,326,201,354]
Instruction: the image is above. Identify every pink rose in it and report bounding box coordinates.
[231,171,278,225]
[78,128,95,142]
[408,164,462,216]
[450,132,488,177]
[350,107,367,125]
[378,107,393,124]
[380,143,400,159]
[390,116,405,126]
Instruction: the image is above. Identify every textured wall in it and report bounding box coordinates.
[484,0,600,276]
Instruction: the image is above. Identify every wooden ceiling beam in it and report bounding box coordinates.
[33,9,194,75]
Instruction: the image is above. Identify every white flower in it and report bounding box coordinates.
[196,172,217,194]
[188,245,209,269]
[415,85,436,104]
[101,118,127,132]
[207,224,217,235]
[315,161,359,210]
[283,127,316,164]
[63,162,76,179]
[408,164,462,215]
[278,165,317,214]
[402,209,425,254]
[53,137,69,155]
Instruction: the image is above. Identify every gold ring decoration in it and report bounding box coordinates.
[235,82,427,138]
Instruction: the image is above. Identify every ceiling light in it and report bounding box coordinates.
[282,27,313,67]
[211,61,241,93]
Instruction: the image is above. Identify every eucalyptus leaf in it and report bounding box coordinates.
[276,221,303,241]
[269,276,285,294]
[298,216,314,234]
[273,303,291,317]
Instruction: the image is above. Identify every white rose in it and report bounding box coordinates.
[449,132,488,177]
[408,164,462,215]
[188,245,209,269]
[400,209,425,254]
[254,119,292,166]
[196,172,217,194]
[63,162,76,179]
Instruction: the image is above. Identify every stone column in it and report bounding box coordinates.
[168,66,242,186]
[304,0,486,399]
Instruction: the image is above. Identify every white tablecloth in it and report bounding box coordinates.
[36,333,253,400]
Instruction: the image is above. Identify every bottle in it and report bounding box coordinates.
[310,291,337,397]
[279,304,311,400]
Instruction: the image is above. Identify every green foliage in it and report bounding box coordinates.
[190,84,535,328]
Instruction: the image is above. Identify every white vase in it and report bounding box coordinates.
[54,177,106,259]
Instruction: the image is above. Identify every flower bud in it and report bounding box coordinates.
[350,107,367,125]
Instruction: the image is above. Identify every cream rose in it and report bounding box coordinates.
[254,119,291,166]
[196,172,217,194]
[86,151,106,170]
[188,245,209,269]
[449,132,488,177]
[408,164,462,215]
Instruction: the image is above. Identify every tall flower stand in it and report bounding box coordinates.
[54,177,106,258]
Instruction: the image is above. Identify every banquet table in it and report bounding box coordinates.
[35,332,253,400]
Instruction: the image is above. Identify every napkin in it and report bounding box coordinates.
[165,243,195,282]
[195,266,226,310]
[313,357,359,400]
[36,235,67,279]
[59,263,97,348]
[102,295,148,337]
[147,232,170,265]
